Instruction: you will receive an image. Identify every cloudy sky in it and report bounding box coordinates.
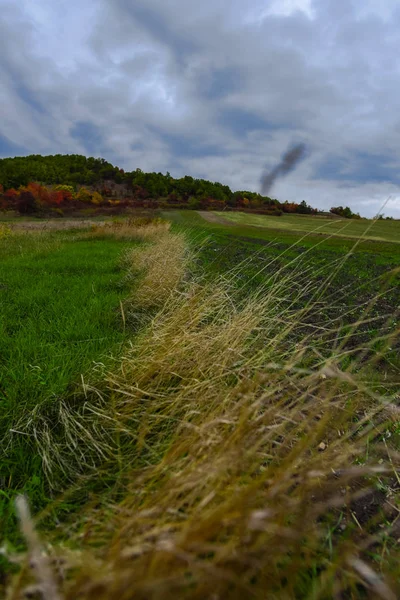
[1,0,400,216]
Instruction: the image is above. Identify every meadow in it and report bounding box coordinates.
[215,211,400,243]
[0,225,135,544]
[1,214,399,599]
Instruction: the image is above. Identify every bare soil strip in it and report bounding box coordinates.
[9,220,100,230]
[197,211,234,225]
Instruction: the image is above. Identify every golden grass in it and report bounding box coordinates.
[87,217,172,241]
[7,223,400,599]
[123,229,189,310]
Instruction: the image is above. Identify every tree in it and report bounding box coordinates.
[330,206,357,219]
[4,188,18,208]
[188,196,201,209]
[76,187,92,203]
[91,191,103,205]
[49,190,64,205]
[17,191,37,214]
[297,200,314,214]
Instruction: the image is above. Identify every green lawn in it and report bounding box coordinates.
[0,228,133,545]
[216,211,400,243]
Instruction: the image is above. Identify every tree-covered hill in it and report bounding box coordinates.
[0,154,360,217]
[0,154,124,189]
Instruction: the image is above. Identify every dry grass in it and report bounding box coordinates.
[87,217,171,241]
[123,230,189,310]
[6,224,400,599]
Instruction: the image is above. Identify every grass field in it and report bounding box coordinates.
[167,211,400,377]
[0,226,134,544]
[2,215,400,599]
[215,211,400,243]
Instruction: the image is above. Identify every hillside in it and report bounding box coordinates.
[0,153,359,218]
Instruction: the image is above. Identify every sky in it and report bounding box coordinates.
[1,0,400,217]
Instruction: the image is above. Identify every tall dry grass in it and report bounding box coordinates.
[86,217,172,241]
[7,223,400,599]
[122,229,189,310]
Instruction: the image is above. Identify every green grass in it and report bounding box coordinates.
[164,210,400,378]
[0,228,133,544]
[3,221,398,599]
[216,211,400,243]
[1,216,400,598]
[163,210,400,258]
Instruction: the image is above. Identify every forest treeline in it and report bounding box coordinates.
[0,154,360,217]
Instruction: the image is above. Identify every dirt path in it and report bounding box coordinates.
[197,211,233,226]
[9,220,101,231]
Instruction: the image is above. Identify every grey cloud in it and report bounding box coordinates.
[314,151,400,185]
[0,0,400,215]
[0,134,26,157]
[14,83,46,115]
[121,1,198,61]
[217,108,280,138]
[197,66,244,100]
[148,125,228,159]
[70,121,108,156]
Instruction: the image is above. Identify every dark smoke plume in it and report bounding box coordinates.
[261,143,307,195]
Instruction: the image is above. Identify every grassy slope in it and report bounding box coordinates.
[0,229,132,542]
[164,210,400,256]
[165,210,400,376]
[164,209,400,264]
[216,211,400,243]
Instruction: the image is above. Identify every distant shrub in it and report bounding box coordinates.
[91,191,104,205]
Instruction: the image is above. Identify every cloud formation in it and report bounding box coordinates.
[1,0,400,216]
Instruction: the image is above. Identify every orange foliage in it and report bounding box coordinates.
[49,190,64,205]
[26,182,50,205]
[282,202,298,213]
[4,188,18,200]
[91,191,103,205]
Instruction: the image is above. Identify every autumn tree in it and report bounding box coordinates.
[91,191,103,205]
[17,191,37,214]
[76,187,92,203]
